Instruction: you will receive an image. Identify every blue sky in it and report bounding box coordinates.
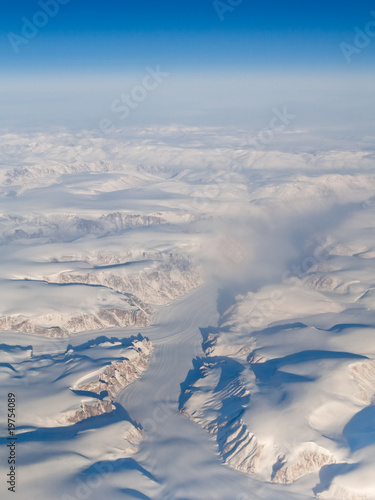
[1,1,374,132]
[2,0,375,72]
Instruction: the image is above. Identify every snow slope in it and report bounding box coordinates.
[1,126,375,499]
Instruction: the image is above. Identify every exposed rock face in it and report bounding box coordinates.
[181,325,340,486]
[122,426,144,456]
[1,160,120,187]
[1,212,167,242]
[317,484,372,500]
[75,339,153,398]
[350,360,375,404]
[182,358,337,485]
[0,211,196,242]
[0,256,202,336]
[51,250,164,267]
[273,445,335,484]
[204,332,255,362]
[0,315,65,337]
[182,391,263,474]
[302,273,345,293]
[0,305,153,337]
[0,247,202,337]
[218,420,263,474]
[64,399,115,424]
[43,259,203,306]
[181,353,264,475]
[59,339,153,427]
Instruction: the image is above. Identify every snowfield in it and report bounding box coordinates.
[1,126,375,499]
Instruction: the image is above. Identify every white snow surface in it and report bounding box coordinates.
[1,126,375,499]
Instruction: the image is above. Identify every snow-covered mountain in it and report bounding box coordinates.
[181,199,375,498]
[1,126,375,500]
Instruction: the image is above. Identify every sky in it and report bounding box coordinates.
[1,0,375,132]
[2,0,375,71]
